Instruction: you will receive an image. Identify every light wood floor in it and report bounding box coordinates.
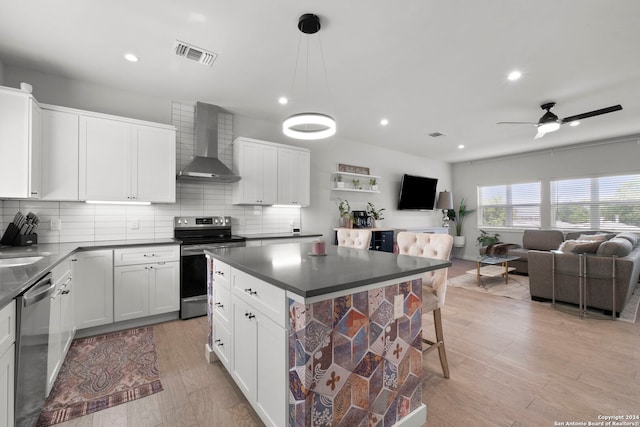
[56,259,640,427]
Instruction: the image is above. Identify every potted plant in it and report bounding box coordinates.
[369,178,378,192]
[352,179,361,190]
[334,174,344,189]
[447,198,476,247]
[338,198,351,228]
[476,230,500,247]
[366,202,385,228]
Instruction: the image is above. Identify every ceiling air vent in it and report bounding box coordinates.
[174,40,217,66]
[428,132,446,138]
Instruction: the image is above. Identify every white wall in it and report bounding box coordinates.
[452,135,640,260]
[234,115,453,241]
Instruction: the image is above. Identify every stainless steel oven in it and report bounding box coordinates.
[175,216,245,319]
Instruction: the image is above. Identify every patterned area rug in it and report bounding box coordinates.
[448,272,531,301]
[448,273,640,324]
[38,326,163,426]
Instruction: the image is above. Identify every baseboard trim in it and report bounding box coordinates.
[394,404,427,427]
[205,343,219,363]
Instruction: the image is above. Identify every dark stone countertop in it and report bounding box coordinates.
[0,238,180,308]
[205,242,451,298]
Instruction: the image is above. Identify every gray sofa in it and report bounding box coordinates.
[528,232,640,316]
[481,229,565,274]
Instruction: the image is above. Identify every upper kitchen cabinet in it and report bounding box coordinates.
[277,147,310,206]
[232,137,310,206]
[0,86,42,199]
[41,107,80,200]
[79,115,176,203]
[232,137,278,205]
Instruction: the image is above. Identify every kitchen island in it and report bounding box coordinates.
[205,242,451,427]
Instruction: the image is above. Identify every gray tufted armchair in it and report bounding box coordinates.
[396,231,453,378]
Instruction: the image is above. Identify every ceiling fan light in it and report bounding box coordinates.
[283,113,336,140]
[537,122,560,134]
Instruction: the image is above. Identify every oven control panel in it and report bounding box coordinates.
[174,216,231,228]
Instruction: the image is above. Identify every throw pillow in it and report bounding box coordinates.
[578,234,609,242]
[615,232,640,247]
[558,239,602,254]
[596,237,633,257]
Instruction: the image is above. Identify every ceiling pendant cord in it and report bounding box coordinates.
[282,13,336,140]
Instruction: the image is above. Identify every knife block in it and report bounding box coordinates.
[0,223,38,246]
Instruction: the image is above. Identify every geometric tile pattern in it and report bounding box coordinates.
[288,278,423,426]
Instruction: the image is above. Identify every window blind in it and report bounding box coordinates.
[478,181,541,228]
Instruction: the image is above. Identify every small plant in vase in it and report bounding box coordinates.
[369,178,378,191]
[334,174,344,189]
[476,230,500,247]
[338,198,352,228]
[367,202,385,228]
[352,179,361,190]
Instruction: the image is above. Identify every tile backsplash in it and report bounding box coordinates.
[0,102,301,244]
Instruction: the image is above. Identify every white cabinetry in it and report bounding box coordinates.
[79,115,176,203]
[0,86,41,199]
[41,107,80,200]
[47,258,75,396]
[72,250,114,329]
[277,147,310,206]
[0,301,16,427]
[230,269,287,427]
[210,260,232,369]
[113,245,180,322]
[232,138,278,205]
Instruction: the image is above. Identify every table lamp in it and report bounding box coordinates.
[436,191,453,227]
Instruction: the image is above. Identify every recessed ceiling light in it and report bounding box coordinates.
[124,53,139,62]
[507,70,522,81]
[380,118,389,126]
[569,121,580,127]
[278,96,288,105]
[458,144,465,149]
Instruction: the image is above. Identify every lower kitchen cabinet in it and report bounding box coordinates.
[114,246,180,322]
[47,258,75,396]
[72,250,114,329]
[0,301,16,427]
[114,261,180,321]
[0,343,14,427]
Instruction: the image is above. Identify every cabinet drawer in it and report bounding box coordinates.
[232,269,286,327]
[114,245,179,266]
[213,285,231,328]
[212,261,231,288]
[212,322,231,370]
[0,300,16,357]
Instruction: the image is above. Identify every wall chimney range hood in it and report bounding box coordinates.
[177,102,241,183]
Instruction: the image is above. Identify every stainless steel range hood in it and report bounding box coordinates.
[177,102,241,183]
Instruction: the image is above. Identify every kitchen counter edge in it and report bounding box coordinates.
[0,238,180,308]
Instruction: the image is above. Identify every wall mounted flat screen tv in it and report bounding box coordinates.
[397,174,438,210]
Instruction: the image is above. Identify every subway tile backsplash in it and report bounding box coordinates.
[0,101,301,244]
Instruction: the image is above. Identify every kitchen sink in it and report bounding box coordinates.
[0,253,49,267]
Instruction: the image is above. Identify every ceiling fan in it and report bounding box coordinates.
[498,102,623,139]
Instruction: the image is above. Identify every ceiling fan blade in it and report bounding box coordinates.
[497,121,537,125]
[561,104,622,123]
[534,131,546,140]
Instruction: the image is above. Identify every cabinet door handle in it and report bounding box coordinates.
[215,270,224,276]
[215,339,223,347]
[244,288,257,296]
[215,302,223,308]
[245,312,255,319]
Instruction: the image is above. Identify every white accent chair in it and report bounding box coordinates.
[396,231,454,378]
[336,229,372,250]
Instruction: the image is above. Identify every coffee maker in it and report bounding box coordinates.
[351,210,371,228]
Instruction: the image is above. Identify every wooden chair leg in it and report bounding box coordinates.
[422,307,450,378]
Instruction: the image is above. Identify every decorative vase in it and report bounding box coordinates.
[338,216,349,228]
[369,185,378,192]
[335,182,344,189]
[453,236,466,248]
[373,219,383,228]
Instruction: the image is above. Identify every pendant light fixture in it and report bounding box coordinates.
[282,13,336,140]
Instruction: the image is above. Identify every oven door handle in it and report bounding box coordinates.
[181,247,206,256]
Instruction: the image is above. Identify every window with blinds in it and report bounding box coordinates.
[551,173,640,230]
[478,182,541,228]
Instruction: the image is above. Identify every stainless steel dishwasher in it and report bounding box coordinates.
[15,272,56,427]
